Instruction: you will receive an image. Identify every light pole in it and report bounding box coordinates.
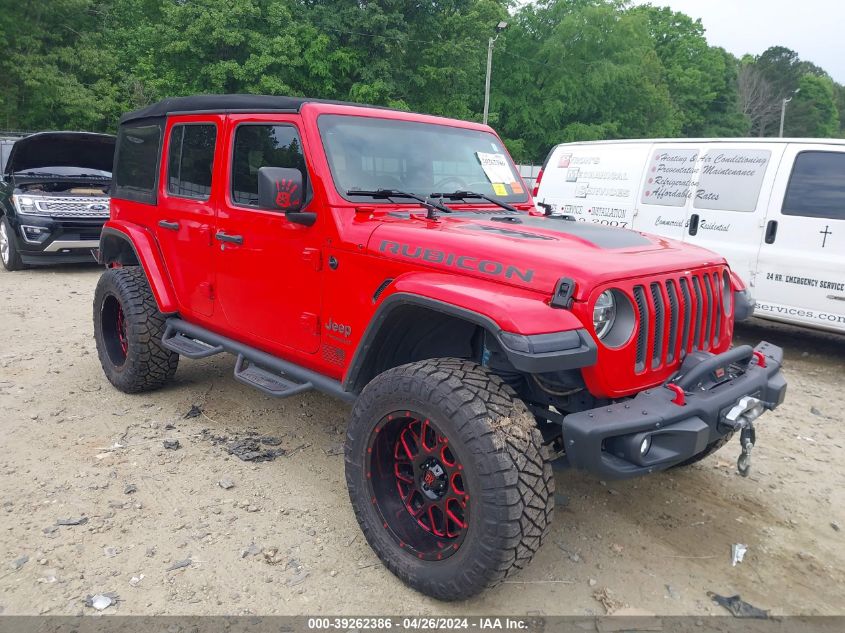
[483,21,508,125]
[779,88,800,137]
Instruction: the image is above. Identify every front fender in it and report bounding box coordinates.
[99,222,177,313]
[343,272,597,392]
[389,271,585,334]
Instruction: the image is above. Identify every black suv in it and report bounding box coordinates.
[0,131,116,270]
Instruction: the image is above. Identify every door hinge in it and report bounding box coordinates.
[302,247,322,271]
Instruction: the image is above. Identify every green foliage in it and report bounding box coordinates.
[786,74,840,137]
[1,0,842,159]
[494,0,680,161]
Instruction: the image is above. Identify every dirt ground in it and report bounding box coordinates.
[0,264,843,617]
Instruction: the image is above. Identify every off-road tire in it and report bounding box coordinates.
[0,216,25,271]
[672,432,735,468]
[345,358,554,600]
[93,267,178,393]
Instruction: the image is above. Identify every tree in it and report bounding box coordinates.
[630,6,745,136]
[737,63,781,137]
[494,0,680,162]
[785,74,839,137]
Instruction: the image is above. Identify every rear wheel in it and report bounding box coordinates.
[93,267,178,393]
[345,358,554,600]
[0,217,25,271]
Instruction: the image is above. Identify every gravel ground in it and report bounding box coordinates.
[0,264,843,616]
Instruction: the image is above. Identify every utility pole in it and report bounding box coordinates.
[482,21,508,126]
[779,88,800,137]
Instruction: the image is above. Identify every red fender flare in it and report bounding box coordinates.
[99,222,178,313]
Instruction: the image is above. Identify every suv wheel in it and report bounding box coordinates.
[345,358,554,600]
[0,217,24,271]
[93,267,178,393]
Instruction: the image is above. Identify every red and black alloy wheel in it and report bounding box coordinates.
[367,412,469,561]
[346,359,555,600]
[100,293,129,366]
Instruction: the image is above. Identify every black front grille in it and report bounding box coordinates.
[631,269,728,374]
[633,286,649,373]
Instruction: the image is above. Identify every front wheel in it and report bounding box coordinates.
[93,267,178,393]
[0,217,25,271]
[345,359,554,600]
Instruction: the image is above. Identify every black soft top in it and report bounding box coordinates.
[120,94,387,125]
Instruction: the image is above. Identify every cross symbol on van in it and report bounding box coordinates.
[820,225,833,248]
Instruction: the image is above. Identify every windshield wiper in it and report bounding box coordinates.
[347,189,453,214]
[429,190,518,214]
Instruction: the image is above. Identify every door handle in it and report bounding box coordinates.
[158,220,179,231]
[764,220,778,244]
[215,231,243,245]
[688,213,699,236]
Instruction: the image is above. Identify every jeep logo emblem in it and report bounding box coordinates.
[88,203,108,212]
[325,317,352,337]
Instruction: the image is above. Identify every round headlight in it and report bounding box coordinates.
[593,290,616,339]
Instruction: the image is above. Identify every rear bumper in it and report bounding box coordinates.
[560,341,786,479]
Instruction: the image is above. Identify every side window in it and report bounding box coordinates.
[693,149,770,212]
[113,122,162,204]
[783,151,845,220]
[167,124,216,199]
[231,124,308,207]
[640,148,699,207]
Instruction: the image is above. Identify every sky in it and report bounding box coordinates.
[630,0,845,83]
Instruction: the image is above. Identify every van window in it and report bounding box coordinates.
[231,124,308,207]
[113,122,162,204]
[640,149,699,207]
[783,151,845,220]
[167,124,216,199]
[693,149,770,212]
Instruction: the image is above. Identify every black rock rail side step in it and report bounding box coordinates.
[162,326,224,359]
[162,317,355,403]
[234,354,312,398]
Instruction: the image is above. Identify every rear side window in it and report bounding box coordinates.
[113,122,162,204]
[231,124,308,207]
[693,149,770,212]
[783,151,845,220]
[167,124,217,199]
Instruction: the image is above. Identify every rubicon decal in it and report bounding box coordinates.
[379,240,534,282]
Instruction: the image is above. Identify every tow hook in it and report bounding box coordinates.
[724,396,763,477]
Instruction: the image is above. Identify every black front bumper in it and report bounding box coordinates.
[14,215,103,265]
[561,342,786,479]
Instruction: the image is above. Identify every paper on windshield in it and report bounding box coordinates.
[476,152,516,188]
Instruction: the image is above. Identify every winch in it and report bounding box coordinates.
[724,395,764,477]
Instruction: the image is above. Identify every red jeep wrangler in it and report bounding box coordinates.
[94,95,786,600]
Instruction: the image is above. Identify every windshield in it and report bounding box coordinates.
[14,165,111,177]
[318,115,528,203]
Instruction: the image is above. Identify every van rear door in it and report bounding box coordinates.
[680,143,785,285]
[754,145,845,333]
[535,143,648,229]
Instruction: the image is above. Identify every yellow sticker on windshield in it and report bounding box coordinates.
[492,183,507,196]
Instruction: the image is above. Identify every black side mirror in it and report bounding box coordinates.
[257,167,316,226]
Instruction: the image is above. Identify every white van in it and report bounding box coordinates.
[534,139,845,334]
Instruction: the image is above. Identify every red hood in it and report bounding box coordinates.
[367,211,727,302]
